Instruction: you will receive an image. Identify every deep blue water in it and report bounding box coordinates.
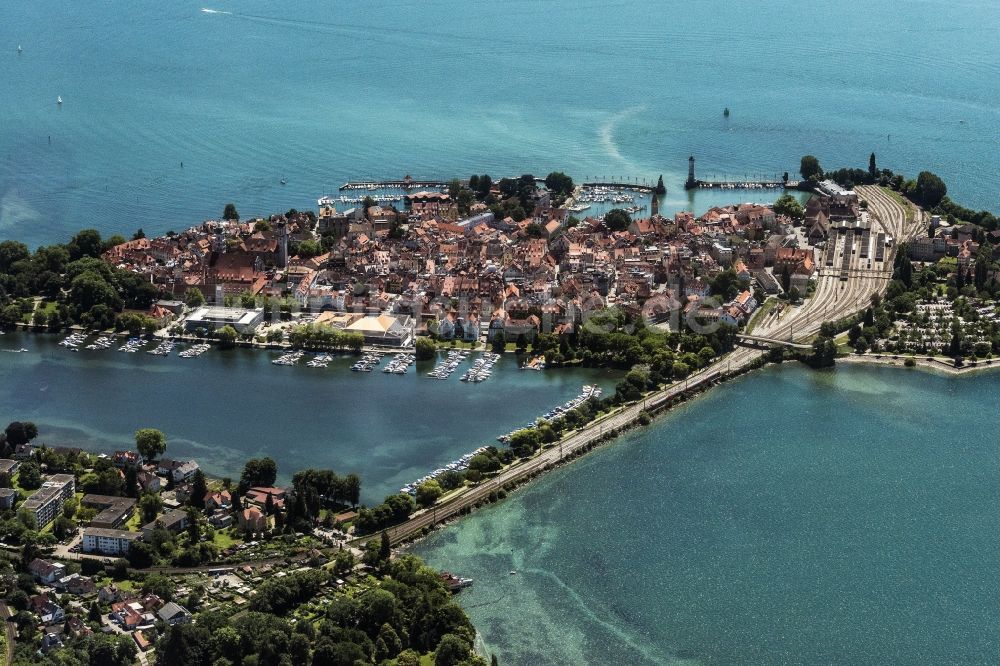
[2,1,998,247]
[416,364,1000,664]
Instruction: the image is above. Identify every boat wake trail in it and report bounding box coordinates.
[599,105,646,167]
[200,8,232,15]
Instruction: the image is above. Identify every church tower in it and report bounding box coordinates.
[685,155,697,189]
[650,191,659,217]
[276,221,289,268]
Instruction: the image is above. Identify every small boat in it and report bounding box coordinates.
[440,572,473,592]
[723,107,730,117]
[280,178,287,185]
[509,570,517,575]
[17,45,22,53]
[56,96,62,105]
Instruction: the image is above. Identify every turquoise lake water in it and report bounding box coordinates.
[4,2,1000,662]
[0,331,620,503]
[415,364,1000,664]
[2,1,998,247]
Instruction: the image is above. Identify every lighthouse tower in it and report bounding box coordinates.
[650,191,659,217]
[685,156,697,190]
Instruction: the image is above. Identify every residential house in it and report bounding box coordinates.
[204,490,232,512]
[244,487,286,510]
[30,594,65,624]
[238,507,267,533]
[141,508,189,538]
[111,450,142,469]
[29,559,66,585]
[157,602,192,625]
[158,459,201,484]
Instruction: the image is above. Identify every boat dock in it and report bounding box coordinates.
[683,156,798,191]
[340,179,450,191]
[685,179,789,191]
[581,181,656,193]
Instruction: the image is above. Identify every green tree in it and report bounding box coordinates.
[869,152,877,179]
[915,171,947,208]
[772,193,804,219]
[0,240,30,273]
[139,492,163,523]
[709,268,741,301]
[295,239,322,259]
[799,155,822,181]
[808,336,838,368]
[604,208,631,232]
[18,460,42,490]
[216,324,238,349]
[68,229,104,260]
[239,457,277,492]
[135,428,167,461]
[415,480,443,507]
[52,515,75,540]
[5,421,38,447]
[0,304,22,329]
[415,336,436,360]
[189,470,208,509]
[185,288,205,308]
[69,272,124,313]
[435,633,474,666]
[379,530,391,563]
[157,623,212,666]
[222,203,240,221]
[544,171,574,201]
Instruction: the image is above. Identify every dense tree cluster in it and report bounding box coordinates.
[284,469,362,531]
[0,229,158,331]
[354,493,415,535]
[573,311,735,374]
[238,457,278,493]
[15,633,138,666]
[543,171,574,205]
[153,556,485,666]
[287,323,364,352]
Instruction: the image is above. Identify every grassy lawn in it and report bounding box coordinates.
[11,471,33,496]
[115,579,139,593]
[35,300,59,315]
[212,529,238,550]
[746,297,778,334]
[125,511,144,531]
[882,187,915,224]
